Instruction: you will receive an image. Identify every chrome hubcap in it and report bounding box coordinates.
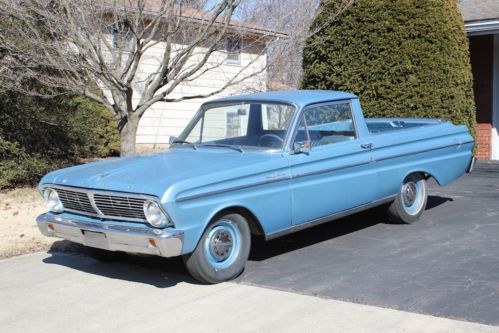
[204,220,241,269]
[403,182,417,207]
[209,228,233,261]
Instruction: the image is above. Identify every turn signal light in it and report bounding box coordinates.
[148,239,157,248]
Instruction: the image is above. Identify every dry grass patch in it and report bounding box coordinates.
[0,188,56,259]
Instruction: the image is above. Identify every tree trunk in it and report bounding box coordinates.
[119,117,139,156]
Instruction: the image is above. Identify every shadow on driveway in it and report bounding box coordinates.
[44,242,197,288]
[43,201,399,286]
[43,195,453,287]
[249,195,452,261]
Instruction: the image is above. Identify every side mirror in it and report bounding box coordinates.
[169,136,178,144]
[292,141,311,155]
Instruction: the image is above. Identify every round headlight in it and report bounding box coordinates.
[143,200,169,228]
[43,188,64,213]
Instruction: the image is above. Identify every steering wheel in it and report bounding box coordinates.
[259,133,284,148]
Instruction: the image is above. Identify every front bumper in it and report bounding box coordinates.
[37,213,184,257]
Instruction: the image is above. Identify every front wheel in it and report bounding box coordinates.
[183,213,251,284]
[387,174,428,224]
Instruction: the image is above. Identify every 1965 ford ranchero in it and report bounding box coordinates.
[37,90,475,283]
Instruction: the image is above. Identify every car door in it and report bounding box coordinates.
[288,100,377,225]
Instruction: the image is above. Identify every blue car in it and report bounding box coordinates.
[37,90,475,283]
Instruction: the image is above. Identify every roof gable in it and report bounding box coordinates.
[459,0,499,22]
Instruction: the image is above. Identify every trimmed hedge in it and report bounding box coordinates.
[302,0,476,132]
[0,92,119,189]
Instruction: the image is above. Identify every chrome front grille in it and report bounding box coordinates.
[93,194,147,220]
[56,188,95,214]
[50,186,150,223]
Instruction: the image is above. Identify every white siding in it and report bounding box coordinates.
[109,38,267,146]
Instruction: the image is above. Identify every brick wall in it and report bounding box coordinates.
[476,123,492,160]
[469,35,494,160]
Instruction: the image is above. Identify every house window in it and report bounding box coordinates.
[226,112,241,137]
[226,38,242,65]
[112,21,134,52]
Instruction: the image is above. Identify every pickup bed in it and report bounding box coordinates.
[36,90,474,283]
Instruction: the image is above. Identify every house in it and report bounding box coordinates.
[125,7,284,152]
[135,2,496,156]
[460,0,499,160]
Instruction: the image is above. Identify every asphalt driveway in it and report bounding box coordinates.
[240,161,499,325]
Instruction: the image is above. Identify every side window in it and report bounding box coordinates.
[294,102,355,147]
[262,104,294,130]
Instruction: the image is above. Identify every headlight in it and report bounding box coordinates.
[143,200,171,228]
[43,188,64,213]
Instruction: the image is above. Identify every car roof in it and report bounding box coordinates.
[206,90,358,108]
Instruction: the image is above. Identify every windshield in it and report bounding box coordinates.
[175,102,296,150]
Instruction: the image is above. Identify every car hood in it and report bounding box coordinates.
[39,147,283,200]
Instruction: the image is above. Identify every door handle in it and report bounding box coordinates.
[360,143,373,150]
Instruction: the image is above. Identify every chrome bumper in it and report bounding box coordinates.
[37,213,184,257]
[467,156,477,174]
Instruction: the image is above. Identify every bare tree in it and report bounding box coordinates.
[0,0,279,155]
[239,0,354,89]
[238,0,317,89]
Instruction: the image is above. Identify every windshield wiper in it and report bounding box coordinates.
[197,143,244,153]
[171,140,198,150]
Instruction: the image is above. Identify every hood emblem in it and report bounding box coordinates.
[96,173,109,180]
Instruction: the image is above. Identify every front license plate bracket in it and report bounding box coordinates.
[82,230,108,249]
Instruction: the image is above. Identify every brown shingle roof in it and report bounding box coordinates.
[105,0,287,38]
[459,0,499,22]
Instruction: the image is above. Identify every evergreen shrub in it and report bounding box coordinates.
[302,0,476,133]
[0,93,119,189]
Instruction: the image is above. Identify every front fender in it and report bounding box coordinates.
[166,179,292,254]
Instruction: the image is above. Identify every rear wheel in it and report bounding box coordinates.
[387,173,428,224]
[183,213,251,284]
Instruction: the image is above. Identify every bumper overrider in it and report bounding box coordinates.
[37,212,184,257]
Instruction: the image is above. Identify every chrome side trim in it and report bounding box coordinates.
[175,141,473,203]
[266,195,397,240]
[375,141,474,163]
[176,160,372,203]
[176,176,291,203]
[292,160,371,180]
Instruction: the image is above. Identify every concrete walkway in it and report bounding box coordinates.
[0,252,497,333]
